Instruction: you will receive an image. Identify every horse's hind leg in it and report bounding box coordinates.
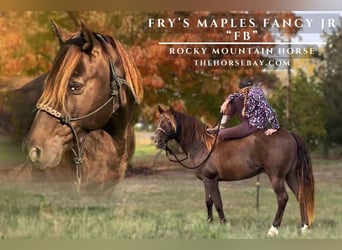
[267,177,289,236]
[286,172,309,233]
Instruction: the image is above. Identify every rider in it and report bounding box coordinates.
[207,77,280,140]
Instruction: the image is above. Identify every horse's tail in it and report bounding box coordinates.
[291,132,315,226]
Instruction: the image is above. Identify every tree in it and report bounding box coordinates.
[0,11,303,132]
[319,23,342,148]
[270,69,326,150]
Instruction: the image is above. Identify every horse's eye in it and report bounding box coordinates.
[68,82,84,95]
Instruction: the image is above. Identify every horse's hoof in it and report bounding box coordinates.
[220,218,227,224]
[267,225,279,236]
[207,217,213,223]
[300,224,309,234]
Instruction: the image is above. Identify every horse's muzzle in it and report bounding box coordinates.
[23,140,62,169]
[154,137,166,149]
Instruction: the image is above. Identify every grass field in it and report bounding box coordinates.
[0,132,341,239]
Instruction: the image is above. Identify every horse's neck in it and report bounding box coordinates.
[177,122,213,160]
[180,138,212,166]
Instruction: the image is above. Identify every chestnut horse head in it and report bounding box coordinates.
[24,21,143,169]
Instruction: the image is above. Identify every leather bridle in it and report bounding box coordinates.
[36,58,126,189]
[156,114,222,170]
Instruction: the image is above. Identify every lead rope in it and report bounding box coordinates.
[61,119,88,192]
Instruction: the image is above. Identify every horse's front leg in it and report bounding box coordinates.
[204,181,213,223]
[204,179,226,224]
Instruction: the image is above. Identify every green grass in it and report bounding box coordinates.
[0,159,341,239]
[0,136,341,239]
[134,144,160,157]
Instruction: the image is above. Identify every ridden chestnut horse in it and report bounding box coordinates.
[154,106,315,236]
[23,21,143,185]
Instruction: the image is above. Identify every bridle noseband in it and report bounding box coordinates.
[155,127,177,141]
[36,58,126,189]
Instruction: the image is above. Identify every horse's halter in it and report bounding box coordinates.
[157,113,222,170]
[155,125,177,142]
[36,58,126,189]
[156,115,183,148]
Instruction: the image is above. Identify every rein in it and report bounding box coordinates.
[161,114,222,170]
[36,59,124,189]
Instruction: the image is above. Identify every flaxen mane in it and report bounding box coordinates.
[38,45,81,114]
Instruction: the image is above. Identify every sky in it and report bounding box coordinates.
[294,11,342,44]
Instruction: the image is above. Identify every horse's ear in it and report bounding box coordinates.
[80,20,94,53]
[158,105,164,114]
[50,20,72,44]
[169,105,175,112]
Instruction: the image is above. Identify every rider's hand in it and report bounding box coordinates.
[264,128,278,136]
[220,99,229,113]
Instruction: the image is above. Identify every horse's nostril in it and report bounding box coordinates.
[29,147,41,162]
